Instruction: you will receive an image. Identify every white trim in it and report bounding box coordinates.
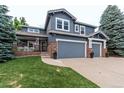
[75,24,79,32]
[48,9,77,20]
[55,17,70,32]
[55,17,62,31]
[56,38,87,43]
[88,31,109,40]
[88,38,107,49]
[80,26,86,35]
[88,39,92,48]
[48,30,88,38]
[56,38,87,58]
[92,42,102,57]
[88,38,106,42]
[103,40,107,49]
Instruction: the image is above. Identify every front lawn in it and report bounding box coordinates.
[0,56,99,88]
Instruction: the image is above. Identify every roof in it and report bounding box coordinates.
[20,25,44,30]
[16,31,48,38]
[48,8,77,20]
[87,30,110,40]
[75,21,97,28]
[48,30,88,38]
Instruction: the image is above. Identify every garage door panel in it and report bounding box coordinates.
[92,43,101,57]
[58,41,85,58]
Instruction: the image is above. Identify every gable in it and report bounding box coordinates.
[92,33,107,39]
[48,8,76,20]
[88,31,109,40]
[51,12,74,23]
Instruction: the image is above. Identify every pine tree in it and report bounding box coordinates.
[0,5,16,62]
[99,5,124,56]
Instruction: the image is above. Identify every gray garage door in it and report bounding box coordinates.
[58,41,86,58]
[92,43,101,57]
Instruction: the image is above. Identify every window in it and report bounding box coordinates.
[64,21,69,30]
[34,29,39,33]
[28,41,34,48]
[28,28,40,33]
[57,19,62,29]
[80,26,85,35]
[56,17,70,31]
[75,24,79,32]
[28,28,34,32]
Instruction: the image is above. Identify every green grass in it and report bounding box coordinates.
[0,56,99,88]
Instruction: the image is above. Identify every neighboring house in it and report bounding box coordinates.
[14,8,109,58]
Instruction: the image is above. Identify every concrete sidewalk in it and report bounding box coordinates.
[42,57,66,67]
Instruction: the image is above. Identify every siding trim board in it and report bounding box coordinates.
[88,38,106,49]
[48,31,88,38]
[56,38,87,58]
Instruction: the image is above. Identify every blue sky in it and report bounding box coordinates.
[1,0,124,28]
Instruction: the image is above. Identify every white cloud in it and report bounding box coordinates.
[1,0,124,28]
[1,0,124,5]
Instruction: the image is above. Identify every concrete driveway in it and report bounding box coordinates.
[59,57,124,88]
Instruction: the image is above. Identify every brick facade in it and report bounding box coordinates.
[13,42,41,56]
[87,48,93,58]
[47,42,57,58]
[102,48,108,57]
[13,39,107,58]
[15,51,41,56]
[87,48,107,57]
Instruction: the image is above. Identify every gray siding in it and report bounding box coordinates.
[58,41,85,58]
[85,26,95,35]
[48,34,87,42]
[49,13,74,33]
[47,12,95,35]
[47,18,52,31]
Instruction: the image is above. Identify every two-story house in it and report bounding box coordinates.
[14,8,109,59]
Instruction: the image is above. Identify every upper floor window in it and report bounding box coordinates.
[28,28,40,33]
[56,19,62,29]
[56,17,70,31]
[75,24,79,32]
[80,26,85,35]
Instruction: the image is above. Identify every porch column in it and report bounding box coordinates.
[103,40,106,49]
[87,38,93,58]
[88,38,92,48]
[12,41,17,52]
[103,40,107,57]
